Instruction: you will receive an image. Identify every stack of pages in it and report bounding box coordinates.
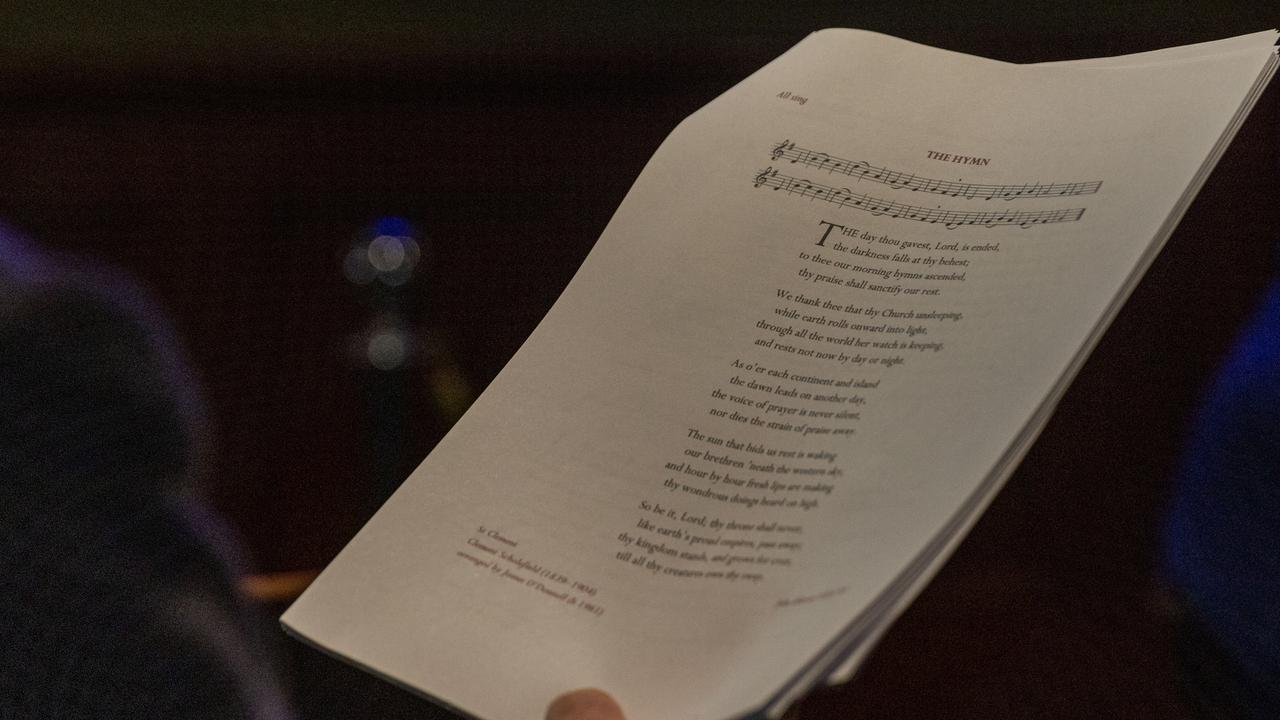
[284,29,1279,720]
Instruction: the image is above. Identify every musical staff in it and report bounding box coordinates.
[752,168,1086,229]
[770,140,1102,201]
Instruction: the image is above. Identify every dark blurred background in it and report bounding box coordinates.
[1,2,1276,718]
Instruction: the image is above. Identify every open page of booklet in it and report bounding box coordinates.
[283,29,1279,720]
[819,28,1280,689]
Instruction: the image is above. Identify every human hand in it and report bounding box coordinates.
[543,688,805,719]
[545,688,626,720]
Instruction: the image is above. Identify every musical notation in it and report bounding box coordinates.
[770,140,1102,201]
[752,168,1086,229]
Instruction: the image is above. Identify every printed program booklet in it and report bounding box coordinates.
[284,29,1279,720]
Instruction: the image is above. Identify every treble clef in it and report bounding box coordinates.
[770,140,793,161]
[754,167,776,188]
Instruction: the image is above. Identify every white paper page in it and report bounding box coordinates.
[1033,29,1276,67]
[284,30,1276,720]
[819,31,1280,687]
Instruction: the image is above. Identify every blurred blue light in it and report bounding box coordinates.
[374,216,413,238]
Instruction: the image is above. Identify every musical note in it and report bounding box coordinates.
[770,140,795,162]
[752,168,1086,229]
[768,141,1103,201]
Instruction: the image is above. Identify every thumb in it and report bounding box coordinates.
[545,688,626,720]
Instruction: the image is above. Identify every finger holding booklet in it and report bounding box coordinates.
[283,28,1279,720]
